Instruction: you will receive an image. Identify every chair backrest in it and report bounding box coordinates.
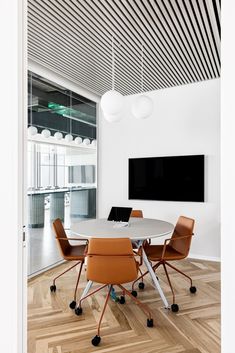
[169,216,195,256]
[131,210,143,218]
[52,218,71,258]
[86,238,138,285]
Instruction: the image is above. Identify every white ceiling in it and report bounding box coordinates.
[28,0,221,97]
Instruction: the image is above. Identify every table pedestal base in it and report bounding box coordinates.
[78,247,170,309]
[142,248,169,309]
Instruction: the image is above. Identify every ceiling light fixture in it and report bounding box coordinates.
[41,129,51,138]
[83,138,90,145]
[91,139,97,147]
[74,136,82,145]
[28,126,38,136]
[100,36,124,122]
[131,43,153,119]
[65,133,73,142]
[54,131,63,140]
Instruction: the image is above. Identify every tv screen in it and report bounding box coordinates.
[129,155,204,202]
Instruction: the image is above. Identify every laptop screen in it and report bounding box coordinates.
[107,207,133,222]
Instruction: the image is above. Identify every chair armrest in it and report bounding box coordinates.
[57,237,88,242]
[84,243,88,256]
[161,233,194,260]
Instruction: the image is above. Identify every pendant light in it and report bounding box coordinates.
[54,131,63,140]
[65,134,73,142]
[131,44,153,119]
[83,138,90,145]
[28,125,38,136]
[100,36,124,122]
[41,129,51,138]
[75,136,82,145]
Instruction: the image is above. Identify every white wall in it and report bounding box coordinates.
[98,78,220,260]
[221,1,235,350]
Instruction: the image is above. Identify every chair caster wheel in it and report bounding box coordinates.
[147,318,154,327]
[91,335,101,346]
[138,282,145,290]
[171,304,179,312]
[119,296,125,304]
[69,301,76,309]
[50,285,56,292]
[75,307,83,316]
[190,286,197,293]
[131,290,137,297]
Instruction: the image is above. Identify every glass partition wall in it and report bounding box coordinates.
[27,72,97,276]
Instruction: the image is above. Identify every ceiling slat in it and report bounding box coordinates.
[65,0,167,87]
[97,0,181,87]
[28,23,144,94]
[28,0,221,96]
[139,0,193,83]
[36,0,160,90]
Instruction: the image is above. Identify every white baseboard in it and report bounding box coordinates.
[189,253,221,262]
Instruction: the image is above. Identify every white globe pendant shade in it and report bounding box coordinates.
[83,138,90,146]
[41,129,51,138]
[91,139,97,147]
[103,112,123,122]
[131,95,153,119]
[100,90,124,118]
[54,131,63,140]
[28,126,38,136]
[65,134,73,142]
[74,136,82,145]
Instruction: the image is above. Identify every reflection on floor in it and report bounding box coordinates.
[27,206,84,276]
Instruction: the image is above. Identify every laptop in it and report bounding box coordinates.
[107,206,133,227]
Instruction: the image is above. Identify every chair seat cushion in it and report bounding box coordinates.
[144,244,185,261]
[64,244,86,261]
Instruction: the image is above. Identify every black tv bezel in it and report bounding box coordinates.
[128,154,205,202]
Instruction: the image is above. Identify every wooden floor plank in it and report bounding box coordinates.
[28,259,220,353]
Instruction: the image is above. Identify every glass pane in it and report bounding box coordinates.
[27,71,97,276]
[65,89,97,231]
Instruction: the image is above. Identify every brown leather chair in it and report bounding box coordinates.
[130,209,146,289]
[131,216,196,312]
[75,237,153,346]
[51,218,87,309]
[130,209,143,249]
[130,209,143,218]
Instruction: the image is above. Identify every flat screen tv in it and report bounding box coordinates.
[128,155,204,202]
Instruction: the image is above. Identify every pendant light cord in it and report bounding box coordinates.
[30,72,33,126]
[112,35,115,90]
[141,43,144,93]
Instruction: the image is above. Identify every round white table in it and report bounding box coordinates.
[72,217,173,240]
[72,217,174,308]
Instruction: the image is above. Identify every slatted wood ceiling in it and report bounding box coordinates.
[28,0,221,96]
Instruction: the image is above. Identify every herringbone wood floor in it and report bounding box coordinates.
[28,259,220,353]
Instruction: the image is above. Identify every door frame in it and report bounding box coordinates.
[18,0,28,351]
[0,0,27,352]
